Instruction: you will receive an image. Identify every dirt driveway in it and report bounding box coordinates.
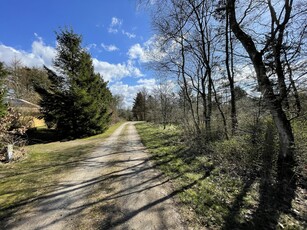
[5,122,187,230]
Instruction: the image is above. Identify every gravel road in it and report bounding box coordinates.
[5,122,186,230]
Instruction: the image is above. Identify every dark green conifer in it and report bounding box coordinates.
[132,92,145,121]
[36,29,112,137]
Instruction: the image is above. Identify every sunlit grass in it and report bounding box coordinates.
[135,122,238,227]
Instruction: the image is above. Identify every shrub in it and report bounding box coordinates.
[0,108,29,161]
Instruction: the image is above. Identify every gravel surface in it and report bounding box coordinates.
[5,122,186,230]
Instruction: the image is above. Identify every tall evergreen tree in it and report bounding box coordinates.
[36,29,112,137]
[132,92,146,121]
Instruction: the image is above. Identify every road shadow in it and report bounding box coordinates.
[0,143,179,229]
[97,173,211,230]
[2,123,212,229]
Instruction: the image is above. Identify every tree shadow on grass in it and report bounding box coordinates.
[222,178,256,229]
[223,124,298,230]
[26,127,102,144]
[222,178,297,230]
[26,128,66,144]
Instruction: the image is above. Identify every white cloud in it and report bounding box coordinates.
[108,17,137,39]
[86,43,97,51]
[128,44,144,60]
[0,39,55,68]
[109,82,136,108]
[31,40,56,67]
[136,78,156,86]
[108,17,123,34]
[92,58,143,82]
[122,30,136,39]
[101,43,119,52]
[126,60,143,77]
[0,38,143,84]
[111,17,122,27]
[109,78,157,108]
[108,28,118,34]
[128,36,166,63]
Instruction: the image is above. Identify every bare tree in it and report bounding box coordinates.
[151,0,230,137]
[6,58,48,104]
[154,78,176,128]
[226,0,306,190]
[225,4,238,135]
[150,0,203,133]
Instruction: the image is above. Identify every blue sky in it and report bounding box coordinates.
[0,0,158,107]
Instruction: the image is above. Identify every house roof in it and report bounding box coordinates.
[4,97,40,108]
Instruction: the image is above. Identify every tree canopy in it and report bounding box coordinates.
[35,29,112,137]
[132,92,146,121]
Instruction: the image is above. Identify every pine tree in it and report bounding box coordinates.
[35,66,67,129]
[36,29,112,137]
[132,92,145,121]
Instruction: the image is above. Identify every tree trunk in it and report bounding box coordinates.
[180,37,201,134]
[227,0,295,190]
[225,7,237,135]
[212,79,229,140]
[188,0,212,136]
[206,74,212,135]
[201,78,207,131]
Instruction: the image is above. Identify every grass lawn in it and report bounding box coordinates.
[0,121,124,221]
[135,122,306,230]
